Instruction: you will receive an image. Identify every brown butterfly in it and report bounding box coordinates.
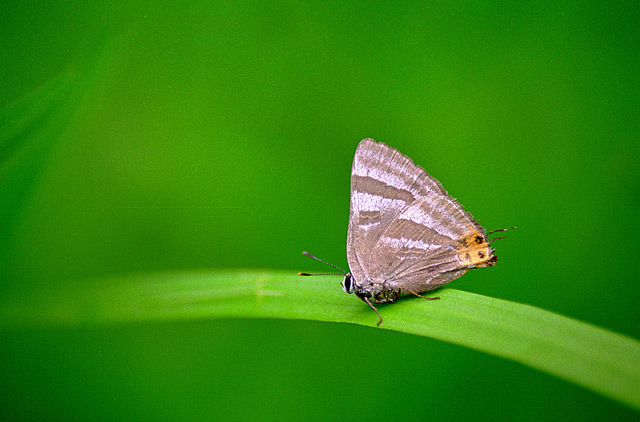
[301,138,512,326]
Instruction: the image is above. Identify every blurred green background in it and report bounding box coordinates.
[1,1,639,420]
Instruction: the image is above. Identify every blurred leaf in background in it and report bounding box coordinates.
[1,1,639,421]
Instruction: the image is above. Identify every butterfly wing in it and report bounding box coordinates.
[367,195,484,293]
[347,138,453,283]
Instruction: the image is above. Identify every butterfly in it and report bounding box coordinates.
[301,138,512,326]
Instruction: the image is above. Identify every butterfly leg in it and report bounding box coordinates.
[362,296,384,327]
[403,289,440,301]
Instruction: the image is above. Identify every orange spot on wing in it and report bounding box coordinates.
[457,231,496,267]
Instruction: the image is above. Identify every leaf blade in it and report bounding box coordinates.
[1,269,638,411]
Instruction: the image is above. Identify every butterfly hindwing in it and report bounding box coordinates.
[368,195,481,292]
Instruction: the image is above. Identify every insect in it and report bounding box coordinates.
[300,138,512,326]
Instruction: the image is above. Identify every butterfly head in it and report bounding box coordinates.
[341,273,355,294]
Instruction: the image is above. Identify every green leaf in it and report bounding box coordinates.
[1,269,638,411]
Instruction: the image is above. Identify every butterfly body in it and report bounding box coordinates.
[344,138,499,323]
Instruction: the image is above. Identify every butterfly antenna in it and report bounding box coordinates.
[488,227,516,235]
[298,251,347,276]
[488,227,516,243]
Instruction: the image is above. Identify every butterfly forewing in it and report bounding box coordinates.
[347,139,448,281]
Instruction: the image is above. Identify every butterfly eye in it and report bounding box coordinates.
[342,274,354,294]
